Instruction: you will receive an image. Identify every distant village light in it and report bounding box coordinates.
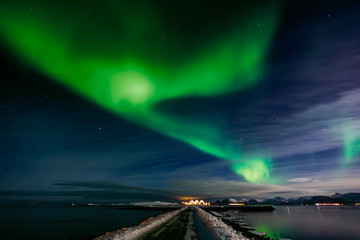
[228,203,245,206]
[182,199,210,206]
[315,203,342,206]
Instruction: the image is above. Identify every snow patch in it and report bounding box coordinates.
[95,207,186,240]
[195,207,249,240]
[130,201,178,206]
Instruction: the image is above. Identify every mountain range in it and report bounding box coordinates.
[215,193,360,205]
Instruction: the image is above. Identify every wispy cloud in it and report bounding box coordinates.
[234,89,360,160]
[288,177,312,183]
[167,178,319,198]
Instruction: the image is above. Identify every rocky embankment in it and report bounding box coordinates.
[95,207,186,240]
[95,206,281,240]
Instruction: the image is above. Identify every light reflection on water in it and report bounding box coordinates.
[244,206,360,240]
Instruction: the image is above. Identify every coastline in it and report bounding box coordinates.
[95,205,275,240]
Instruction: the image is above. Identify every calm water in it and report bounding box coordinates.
[0,206,162,240]
[245,206,360,240]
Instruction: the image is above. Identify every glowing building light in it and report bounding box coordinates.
[315,203,341,206]
[182,199,210,206]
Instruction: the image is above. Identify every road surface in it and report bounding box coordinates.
[141,207,216,240]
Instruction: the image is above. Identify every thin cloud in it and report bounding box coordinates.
[287,177,312,183]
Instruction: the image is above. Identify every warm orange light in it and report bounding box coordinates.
[228,203,245,206]
[182,199,210,206]
[315,203,341,206]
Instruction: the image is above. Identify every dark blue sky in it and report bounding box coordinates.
[1,0,360,204]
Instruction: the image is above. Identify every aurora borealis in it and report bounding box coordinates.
[0,0,280,182]
[1,0,360,202]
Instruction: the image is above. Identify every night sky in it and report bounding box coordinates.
[1,0,360,204]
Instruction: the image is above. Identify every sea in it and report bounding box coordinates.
[0,205,162,240]
[245,205,360,240]
[1,205,360,240]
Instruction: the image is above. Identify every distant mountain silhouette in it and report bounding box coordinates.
[335,193,360,202]
[216,193,360,205]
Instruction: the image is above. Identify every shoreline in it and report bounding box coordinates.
[111,204,275,212]
[95,206,276,240]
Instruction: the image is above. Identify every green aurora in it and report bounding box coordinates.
[344,134,360,163]
[0,0,281,183]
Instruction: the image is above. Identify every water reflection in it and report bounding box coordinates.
[286,206,291,218]
[245,206,360,240]
[317,206,322,219]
